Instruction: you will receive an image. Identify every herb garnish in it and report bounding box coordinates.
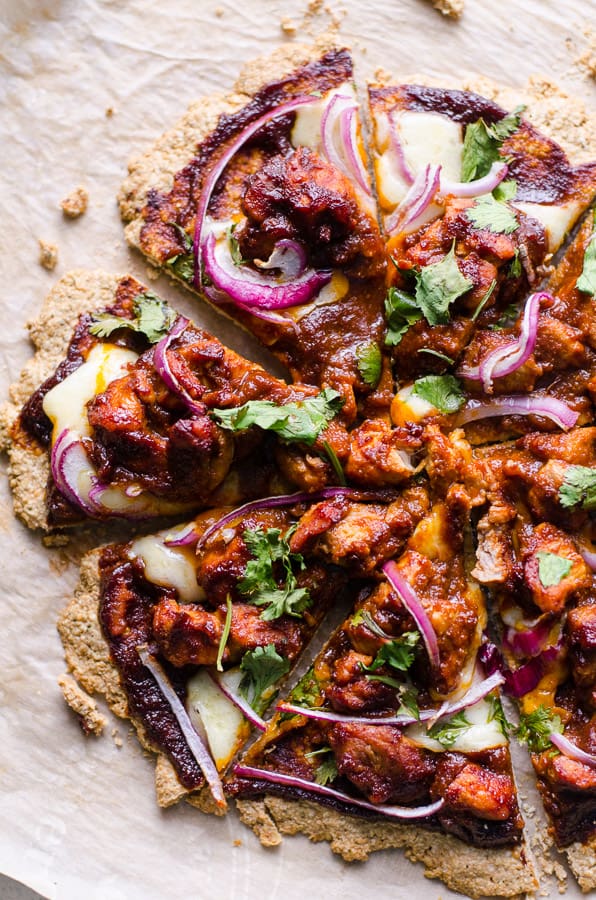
[461,107,524,183]
[471,278,497,322]
[216,594,233,672]
[89,292,176,344]
[558,465,596,510]
[493,179,518,202]
[515,705,563,753]
[314,756,338,786]
[488,695,511,737]
[385,287,423,346]
[165,223,195,282]
[577,212,596,296]
[466,195,519,235]
[428,710,471,748]
[536,551,573,588]
[238,526,311,621]
[414,244,473,326]
[361,631,420,674]
[411,374,465,414]
[417,348,455,365]
[239,644,290,715]
[289,668,322,708]
[356,342,382,387]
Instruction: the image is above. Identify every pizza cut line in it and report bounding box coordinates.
[2,40,596,898]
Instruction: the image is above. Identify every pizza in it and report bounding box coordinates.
[3,39,596,898]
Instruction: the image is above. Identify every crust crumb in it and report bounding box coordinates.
[214,6,224,16]
[105,107,114,118]
[280,17,297,35]
[111,728,123,748]
[430,0,464,18]
[38,239,58,271]
[233,839,242,847]
[575,26,596,79]
[236,799,282,847]
[61,186,88,219]
[145,265,160,281]
[58,673,106,736]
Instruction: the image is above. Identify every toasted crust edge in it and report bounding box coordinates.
[565,836,596,892]
[236,796,537,898]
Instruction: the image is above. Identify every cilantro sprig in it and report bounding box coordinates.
[428,710,471,748]
[411,374,465,414]
[239,644,290,715]
[238,526,311,621]
[461,107,524,183]
[356,342,382,387]
[361,631,420,674]
[89,292,176,344]
[558,465,596,511]
[466,195,519,235]
[515,705,563,753]
[536,551,573,588]
[385,288,423,346]
[577,211,596,297]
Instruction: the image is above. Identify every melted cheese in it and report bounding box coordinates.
[406,697,507,752]
[129,528,205,603]
[514,199,584,253]
[291,84,358,152]
[391,384,436,426]
[43,343,138,440]
[289,271,350,321]
[186,668,250,771]
[520,659,567,715]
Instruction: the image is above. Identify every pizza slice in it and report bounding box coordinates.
[367,80,596,389]
[229,481,537,896]
[119,43,393,413]
[472,427,596,891]
[389,206,596,444]
[2,271,363,531]
[58,486,428,812]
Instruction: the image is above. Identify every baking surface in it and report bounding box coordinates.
[0,1,594,898]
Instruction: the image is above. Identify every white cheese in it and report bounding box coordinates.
[289,270,350,321]
[186,668,249,771]
[129,528,205,603]
[405,697,507,753]
[291,83,358,152]
[513,199,584,253]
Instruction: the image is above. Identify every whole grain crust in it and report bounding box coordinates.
[564,835,596,893]
[236,797,537,898]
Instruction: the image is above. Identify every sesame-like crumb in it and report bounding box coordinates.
[430,0,464,19]
[38,239,58,271]
[280,17,297,35]
[105,107,114,118]
[145,265,160,281]
[233,839,242,847]
[61,186,89,219]
[214,6,224,16]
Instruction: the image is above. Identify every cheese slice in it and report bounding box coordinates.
[130,527,205,603]
[186,668,250,771]
[514,199,584,253]
[291,83,358,152]
[406,696,507,752]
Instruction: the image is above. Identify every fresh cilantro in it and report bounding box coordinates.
[417,348,455,365]
[487,695,511,736]
[351,609,390,640]
[428,710,471,748]
[362,631,420,674]
[411,374,465,414]
[466,195,519,235]
[227,224,245,266]
[461,107,524,182]
[471,278,497,322]
[239,644,290,715]
[290,668,322,708]
[167,221,193,252]
[314,756,338,786]
[238,526,311,621]
[516,705,563,753]
[490,301,519,330]
[559,465,596,510]
[396,684,421,721]
[321,440,347,486]
[493,179,518,202]
[89,292,176,344]
[509,249,522,279]
[211,388,344,446]
[384,287,422,346]
[304,746,333,759]
[577,214,596,296]
[167,253,195,282]
[413,244,473,326]
[356,342,382,387]
[216,594,233,672]
[537,551,573,588]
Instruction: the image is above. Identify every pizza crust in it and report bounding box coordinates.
[565,836,596,893]
[236,797,537,898]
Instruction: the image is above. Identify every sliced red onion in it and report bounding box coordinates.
[137,646,226,809]
[549,732,596,769]
[164,522,201,548]
[153,316,206,416]
[203,282,296,329]
[382,561,441,668]
[385,163,441,236]
[456,395,579,431]
[440,161,508,198]
[321,93,371,196]
[460,292,549,392]
[580,544,596,571]
[208,670,266,731]
[202,231,332,310]
[504,643,562,698]
[194,94,316,289]
[277,671,504,729]
[387,109,415,186]
[478,640,505,677]
[51,430,101,515]
[233,764,445,820]
[254,239,307,280]
[504,616,553,659]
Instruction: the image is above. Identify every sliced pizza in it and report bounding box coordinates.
[119,44,393,414]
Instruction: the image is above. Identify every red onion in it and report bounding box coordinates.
[440,161,508,198]
[460,292,549,392]
[580,544,596,571]
[50,430,100,515]
[208,671,266,731]
[202,231,332,310]
[387,109,415,186]
[549,732,596,769]
[321,93,371,196]
[164,522,201,548]
[233,764,445,820]
[504,643,562,698]
[382,561,441,668]
[503,616,553,659]
[456,395,579,431]
[385,163,441,236]
[193,94,316,290]
[137,646,226,809]
[254,239,307,280]
[203,283,296,329]
[153,316,206,416]
[478,640,505,677]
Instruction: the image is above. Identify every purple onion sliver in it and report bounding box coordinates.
[164,523,201,547]
[385,163,440,236]
[233,764,445,820]
[387,108,415,186]
[208,671,266,731]
[339,105,372,196]
[503,617,553,659]
[153,316,206,417]
[505,643,562,698]
[255,239,307,280]
[52,430,101,516]
[382,560,441,668]
[478,640,505,677]
[440,160,508,198]
[321,93,371,194]
[137,646,226,808]
[478,292,547,392]
[456,395,579,431]
[580,545,596,571]
[549,732,596,769]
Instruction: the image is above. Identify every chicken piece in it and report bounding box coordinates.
[344,420,421,487]
[440,763,518,821]
[568,602,596,690]
[328,723,435,804]
[520,522,591,614]
[324,648,398,713]
[472,519,516,586]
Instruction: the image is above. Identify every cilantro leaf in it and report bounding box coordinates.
[493,179,518,202]
[167,252,195,282]
[559,465,596,510]
[356,342,382,387]
[238,527,312,621]
[89,292,176,344]
[428,710,471,748]
[216,594,233,672]
[466,195,519,235]
[490,301,519,330]
[577,218,596,296]
[412,374,465,414]
[396,684,421,721]
[362,631,420,674]
[461,107,524,182]
[536,551,573,588]
[417,348,455,365]
[471,278,497,322]
[239,644,290,714]
[167,221,193,253]
[227,224,245,266]
[487,695,511,736]
[414,244,473,326]
[314,756,338,786]
[516,705,563,753]
[289,668,322,708]
[211,388,344,446]
[384,287,422,346]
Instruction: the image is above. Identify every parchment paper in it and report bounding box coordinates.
[1,1,595,898]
